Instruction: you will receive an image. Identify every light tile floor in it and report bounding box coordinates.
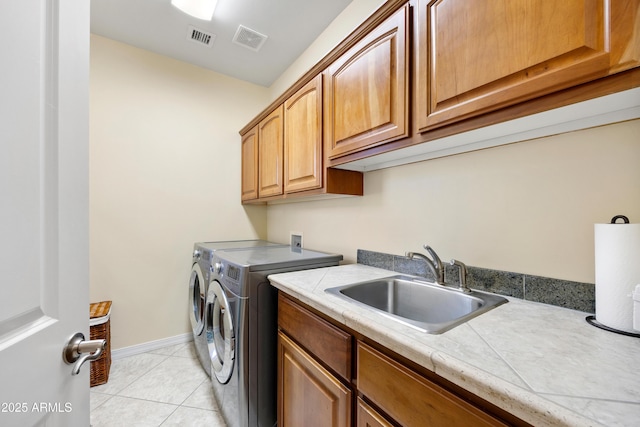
[90,342,227,427]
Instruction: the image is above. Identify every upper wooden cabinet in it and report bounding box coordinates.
[241,125,259,201]
[284,75,323,193]
[241,74,363,204]
[241,0,639,184]
[416,0,640,132]
[325,4,410,160]
[258,105,284,198]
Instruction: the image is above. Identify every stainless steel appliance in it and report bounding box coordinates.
[206,246,342,427]
[188,240,284,376]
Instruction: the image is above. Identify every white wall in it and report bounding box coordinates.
[266,120,640,284]
[90,35,269,349]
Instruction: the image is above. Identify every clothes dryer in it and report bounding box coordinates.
[205,245,342,427]
[188,240,283,376]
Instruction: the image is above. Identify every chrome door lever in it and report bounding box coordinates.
[63,332,106,375]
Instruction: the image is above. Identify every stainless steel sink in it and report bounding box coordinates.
[325,275,508,334]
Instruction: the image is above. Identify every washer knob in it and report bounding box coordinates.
[193,249,201,259]
[213,262,222,275]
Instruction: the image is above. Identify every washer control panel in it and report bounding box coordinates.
[226,264,240,281]
[211,257,243,295]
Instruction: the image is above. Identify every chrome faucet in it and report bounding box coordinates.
[406,245,446,286]
[449,259,471,293]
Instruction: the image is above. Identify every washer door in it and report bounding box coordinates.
[189,263,205,335]
[206,280,235,384]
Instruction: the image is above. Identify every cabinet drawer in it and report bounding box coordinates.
[357,342,508,427]
[278,294,352,380]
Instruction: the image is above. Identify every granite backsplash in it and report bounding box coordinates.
[357,249,595,313]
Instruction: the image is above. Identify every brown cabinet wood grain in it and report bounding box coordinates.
[417,0,640,132]
[284,75,323,193]
[325,4,410,160]
[278,293,352,381]
[241,0,639,175]
[258,105,284,197]
[357,341,508,427]
[278,331,352,427]
[276,294,528,427]
[357,397,394,427]
[241,76,363,204]
[240,125,258,201]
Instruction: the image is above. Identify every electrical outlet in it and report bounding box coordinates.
[290,231,303,249]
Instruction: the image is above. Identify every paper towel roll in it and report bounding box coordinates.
[594,221,640,333]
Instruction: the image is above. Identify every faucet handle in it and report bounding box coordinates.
[423,245,442,267]
[449,259,471,293]
[420,245,446,285]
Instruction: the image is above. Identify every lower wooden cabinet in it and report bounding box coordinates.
[278,292,352,380]
[277,332,352,427]
[357,342,508,427]
[277,294,530,427]
[356,397,394,427]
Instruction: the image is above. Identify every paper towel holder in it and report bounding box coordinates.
[587,214,640,337]
[610,215,629,224]
[586,315,640,338]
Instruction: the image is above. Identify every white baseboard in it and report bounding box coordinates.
[111,332,193,360]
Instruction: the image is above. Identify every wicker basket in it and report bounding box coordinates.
[89,301,112,387]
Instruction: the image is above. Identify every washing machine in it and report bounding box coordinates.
[205,245,342,427]
[188,240,284,376]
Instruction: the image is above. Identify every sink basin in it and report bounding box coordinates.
[325,275,507,334]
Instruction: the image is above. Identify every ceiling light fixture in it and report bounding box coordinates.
[171,0,218,21]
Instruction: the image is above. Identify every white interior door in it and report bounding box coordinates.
[0,1,90,426]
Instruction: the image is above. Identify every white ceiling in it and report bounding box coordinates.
[90,0,353,87]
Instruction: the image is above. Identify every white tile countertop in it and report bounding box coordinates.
[268,264,640,427]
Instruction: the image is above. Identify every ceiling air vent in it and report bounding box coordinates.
[187,25,215,47]
[232,25,268,52]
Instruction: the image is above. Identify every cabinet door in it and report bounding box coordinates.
[357,397,394,427]
[278,332,351,427]
[417,0,637,132]
[258,105,284,197]
[241,125,259,201]
[284,75,323,193]
[325,4,409,160]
